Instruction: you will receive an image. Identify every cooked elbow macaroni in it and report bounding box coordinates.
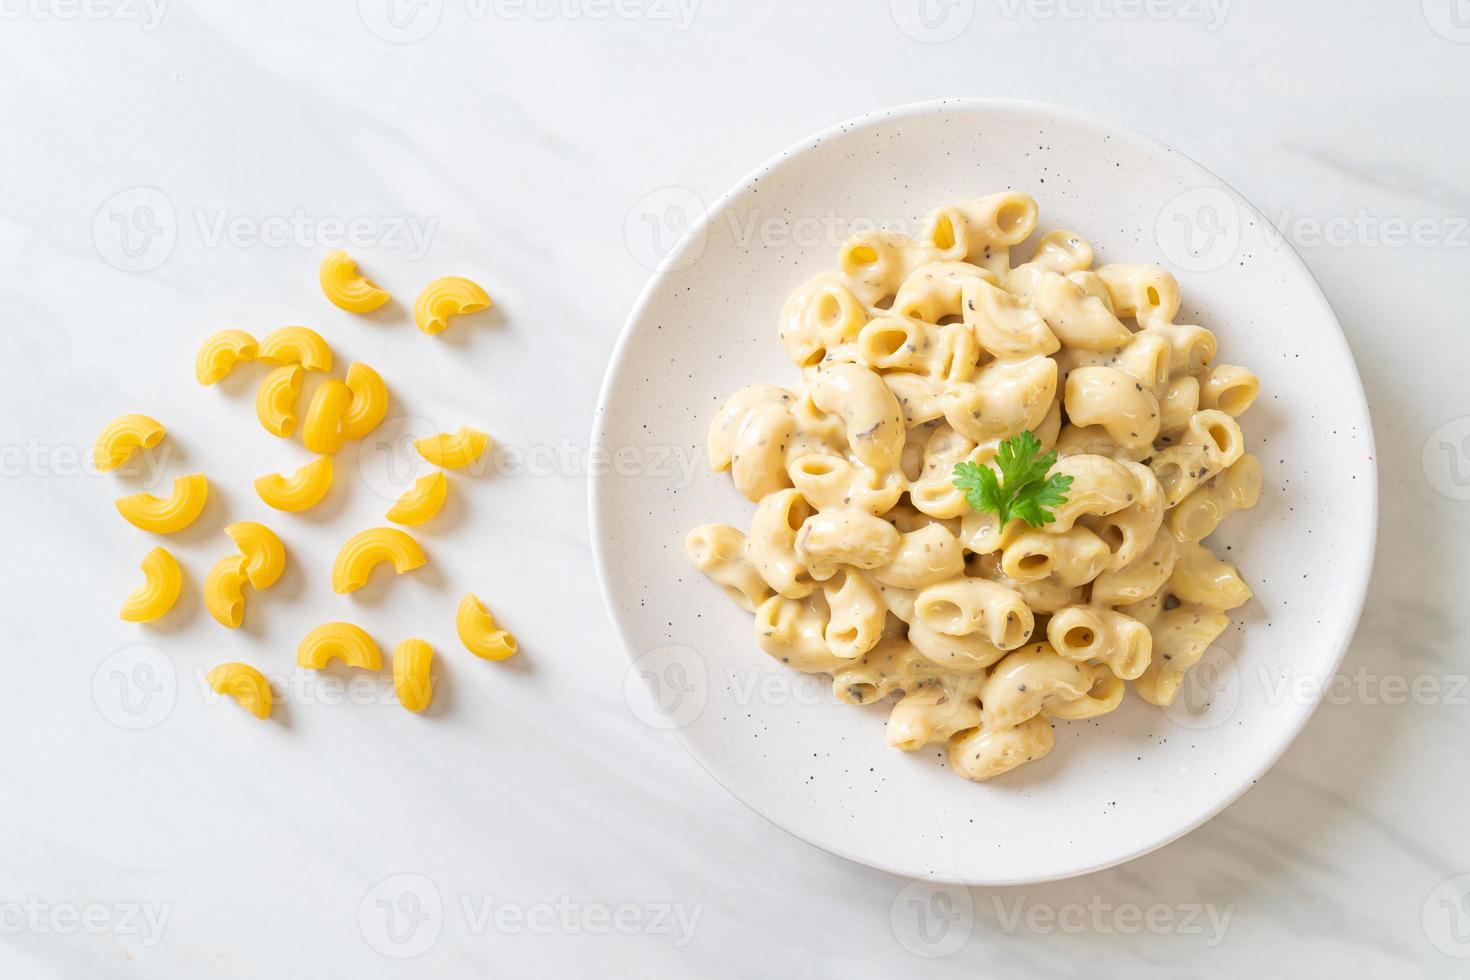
[687,192,1263,782]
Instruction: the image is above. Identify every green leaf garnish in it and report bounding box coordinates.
[952,430,1072,529]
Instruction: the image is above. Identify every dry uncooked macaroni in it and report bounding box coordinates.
[393,638,435,712]
[94,414,165,472]
[331,527,427,594]
[115,474,209,534]
[414,276,491,335]
[255,456,333,512]
[319,250,391,313]
[297,621,383,670]
[456,593,518,661]
[206,662,273,720]
[386,471,448,525]
[119,547,183,622]
[415,427,491,469]
[686,192,1261,782]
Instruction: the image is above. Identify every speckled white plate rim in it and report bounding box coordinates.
[589,97,1378,885]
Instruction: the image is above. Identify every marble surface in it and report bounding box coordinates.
[0,2,1466,976]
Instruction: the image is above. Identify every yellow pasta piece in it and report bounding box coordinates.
[297,622,382,670]
[393,638,435,713]
[119,547,183,623]
[256,365,303,438]
[205,554,250,629]
[224,522,286,590]
[385,471,448,526]
[456,593,518,661]
[302,379,351,454]
[94,414,165,472]
[255,456,333,512]
[257,326,332,373]
[332,527,427,594]
[413,276,491,335]
[414,427,491,469]
[115,474,209,534]
[205,662,273,720]
[341,363,388,441]
[195,329,258,385]
[319,249,391,313]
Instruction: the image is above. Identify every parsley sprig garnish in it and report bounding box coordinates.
[952,431,1072,528]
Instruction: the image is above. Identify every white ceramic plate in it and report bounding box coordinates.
[590,99,1375,884]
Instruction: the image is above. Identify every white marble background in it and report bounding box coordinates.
[0,1,1467,976]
